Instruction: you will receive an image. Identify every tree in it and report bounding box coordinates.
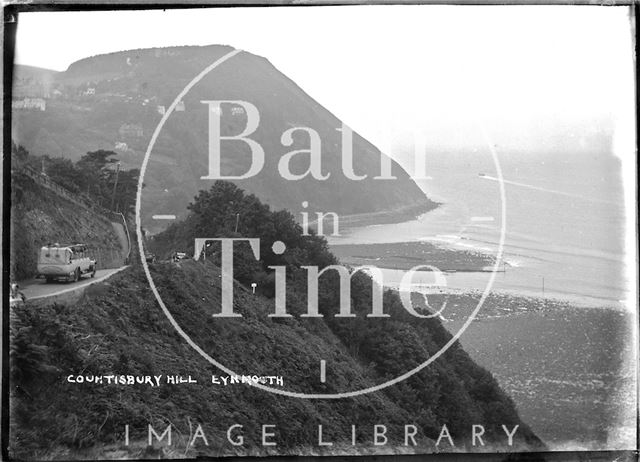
[76,150,118,197]
[107,168,140,214]
[43,157,85,193]
[12,145,139,214]
[11,143,29,164]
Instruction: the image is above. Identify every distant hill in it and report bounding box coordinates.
[12,46,434,234]
[12,64,59,99]
[13,64,59,82]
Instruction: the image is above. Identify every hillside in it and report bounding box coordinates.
[12,64,59,98]
[9,259,544,459]
[12,46,434,234]
[9,180,544,458]
[10,165,127,280]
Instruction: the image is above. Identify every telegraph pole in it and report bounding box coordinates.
[110,162,121,211]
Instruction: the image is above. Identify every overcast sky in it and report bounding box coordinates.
[14,6,635,159]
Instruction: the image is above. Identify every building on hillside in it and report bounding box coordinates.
[175,100,185,112]
[12,97,46,111]
[157,105,166,115]
[118,123,143,138]
[114,142,129,152]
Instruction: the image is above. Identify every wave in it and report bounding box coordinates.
[480,175,618,206]
[461,233,625,265]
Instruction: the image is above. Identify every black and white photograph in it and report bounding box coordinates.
[2,4,638,460]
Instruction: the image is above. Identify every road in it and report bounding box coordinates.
[20,267,128,301]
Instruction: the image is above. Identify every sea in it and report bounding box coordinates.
[328,148,632,310]
[327,147,636,449]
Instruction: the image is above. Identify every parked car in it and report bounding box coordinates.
[145,252,156,263]
[172,251,189,262]
[37,243,97,283]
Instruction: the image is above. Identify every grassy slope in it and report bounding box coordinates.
[9,261,544,459]
[10,172,125,280]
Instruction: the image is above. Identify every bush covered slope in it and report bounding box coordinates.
[10,261,543,458]
[10,183,544,459]
[10,170,126,280]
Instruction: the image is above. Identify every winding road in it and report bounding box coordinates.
[21,267,128,301]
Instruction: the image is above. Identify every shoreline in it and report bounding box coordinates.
[331,240,495,272]
[392,288,629,326]
[443,298,636,451]
[398,286,626,314]
[330,240,627,311]
[327,198,636,451]
[324,200,440,230]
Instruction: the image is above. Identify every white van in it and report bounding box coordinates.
[37,244,97,283]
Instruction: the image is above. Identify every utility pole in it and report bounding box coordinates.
[110,162,121,211]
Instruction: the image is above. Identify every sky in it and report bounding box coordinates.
[14,5,636,159]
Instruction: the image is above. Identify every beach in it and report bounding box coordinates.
[445,294,636,450]
[327,150,636,450]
